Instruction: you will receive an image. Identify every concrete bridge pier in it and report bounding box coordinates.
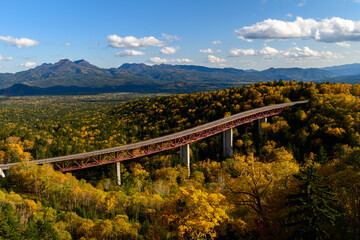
[115,162,121,186]
[223,129,233,157]
[0,168,8,178]
[258,117,267,136]
[180,144,190,178]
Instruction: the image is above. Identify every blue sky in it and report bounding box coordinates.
[1,0,360,73]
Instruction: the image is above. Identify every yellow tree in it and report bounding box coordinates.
[225,154,273,216]
[224,152,299,237]
[226,153,298,213]
[161,186,229,239]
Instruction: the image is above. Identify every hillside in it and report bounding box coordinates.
[1,82,360,239]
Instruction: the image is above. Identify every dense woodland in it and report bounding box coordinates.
[0,81,360,239]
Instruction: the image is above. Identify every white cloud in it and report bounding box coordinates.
[229,48,257,56]
[200,48,213,53]
[115,49,146,57]
[64,42,73,46]
[259,46,280,56]
[206,55,226,63]
[149,57,193,64]
[229,46,279,59]
[160,46,179,54]
[212,40,222,45]
[298,0,306,7]
[314,18,360,42]
[20,61,36,67]
[0,36,39,48]
[283,47,341,59]
[107,35,164,49]
[229,46,342,60]
[336,42,351,48]
[236,17,360,43]
[0,54,13,61]
[199,48,221,54]
[286,13,293,18]
[162,33,181,41]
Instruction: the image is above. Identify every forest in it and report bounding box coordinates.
[0,81,360,239]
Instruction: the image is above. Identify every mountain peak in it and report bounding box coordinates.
[118,63,153,73]
[74,59,98,68]
[74,59,86,63]
[57,59,72,64]
[74,59,89,65]
[119,63,149,68]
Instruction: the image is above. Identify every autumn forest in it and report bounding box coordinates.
[0,81,360,239]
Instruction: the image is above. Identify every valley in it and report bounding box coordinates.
[0,81,359,239]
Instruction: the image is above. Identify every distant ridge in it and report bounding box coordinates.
[0,59,359,95]
[320,63,360,76]
[260,67,333,81]
[0,83,169,96]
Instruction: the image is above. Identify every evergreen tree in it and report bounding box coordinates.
[286,163,339,240]
[0,203,22,240]
[24,219,58,240]
[316,146,329,165]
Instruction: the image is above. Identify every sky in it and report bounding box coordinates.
[1,0,360,73]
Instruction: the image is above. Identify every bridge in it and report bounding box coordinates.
[0,100,308,183]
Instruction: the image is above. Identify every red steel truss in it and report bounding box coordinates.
[0,101,308,173]
[54,106,286,172]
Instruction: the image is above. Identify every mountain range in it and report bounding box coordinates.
[1,59,360,96]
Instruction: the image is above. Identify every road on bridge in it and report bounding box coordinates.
[0,100,308,172]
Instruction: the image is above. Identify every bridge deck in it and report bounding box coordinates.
[0,100,308,170]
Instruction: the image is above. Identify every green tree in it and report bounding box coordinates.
[0,203,22,240]
[24,219,59,240]
[315,146,329,165]
[286,163,339,240]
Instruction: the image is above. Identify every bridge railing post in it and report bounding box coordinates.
[180,144,190,178]
[115,162,121,186]
[258,117,267,136]
[223,129,233,157]
[0,168,8,178]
